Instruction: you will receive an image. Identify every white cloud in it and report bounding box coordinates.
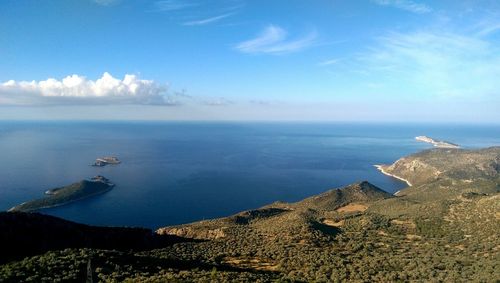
[154,0,198,11]
[358,30,500,98]
[183,12,235,26]
[152,0,243,27]
[93,0,119,6]
[235,25,317,54]
[372,0,432,14]
[318,58,340,66]
[473,18,500,36]
[0,72,173,105]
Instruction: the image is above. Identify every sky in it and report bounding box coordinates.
[0,0,499,122]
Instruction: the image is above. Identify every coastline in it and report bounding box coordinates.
[374,165,412,187]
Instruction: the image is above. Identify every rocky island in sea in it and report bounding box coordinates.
[415,135,460,148]
[9,176,114,212]
[91,156,121,167]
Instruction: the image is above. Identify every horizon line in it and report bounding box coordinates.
[0,119,499,126]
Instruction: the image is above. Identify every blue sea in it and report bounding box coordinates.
[0,122,499,229]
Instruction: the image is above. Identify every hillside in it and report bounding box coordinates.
[0,147,499,282]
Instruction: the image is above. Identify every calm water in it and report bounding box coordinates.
[0,122,499,228]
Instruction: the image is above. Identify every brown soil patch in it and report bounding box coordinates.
[322,219,345,227]
[377,230,388,236]
[336,203,368,213]
[222,257,279,271]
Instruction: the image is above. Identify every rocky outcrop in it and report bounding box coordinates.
[92,156,121,167]
[156,226,226,240]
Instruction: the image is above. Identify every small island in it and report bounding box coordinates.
[91,156,121,167]
[415,136,459,148]
[9,176,115,212]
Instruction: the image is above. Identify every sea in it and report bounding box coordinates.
[0,121,499,229]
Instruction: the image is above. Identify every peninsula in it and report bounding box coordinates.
[415,136,460,148]
[9,176,114,212]
[91,156,121,167]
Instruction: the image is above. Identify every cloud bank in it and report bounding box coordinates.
[0,73,171,105]
[236,25,317,54]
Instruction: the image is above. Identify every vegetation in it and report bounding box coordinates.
[1,147,499,282]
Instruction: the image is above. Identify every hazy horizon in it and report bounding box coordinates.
[1,118,500,125]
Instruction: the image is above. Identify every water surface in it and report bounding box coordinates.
[0,122,498,228]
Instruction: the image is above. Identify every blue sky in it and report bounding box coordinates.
[0,0,499,122]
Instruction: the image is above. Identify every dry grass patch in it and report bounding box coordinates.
[405,234,422,240]
[336,203,368,213]
[222,256,279,271]
[298,239,308,245]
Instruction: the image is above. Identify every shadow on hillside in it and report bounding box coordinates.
[310,221,341,236]
[0,212,200,264]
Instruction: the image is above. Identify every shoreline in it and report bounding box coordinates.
[374,165,412,187]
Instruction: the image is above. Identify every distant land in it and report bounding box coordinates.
[415,136,460,148]
[9,176,114,212]
[1,146,499,282]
